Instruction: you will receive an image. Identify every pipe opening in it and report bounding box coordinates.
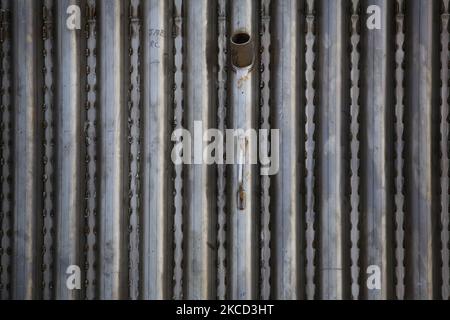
[230,31,254,69]
[231,32,251,45]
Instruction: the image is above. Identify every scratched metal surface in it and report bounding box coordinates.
[0,0,448,300]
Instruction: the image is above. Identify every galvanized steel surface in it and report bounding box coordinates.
[0,0,449,300]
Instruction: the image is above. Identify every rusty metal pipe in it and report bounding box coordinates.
[230,31,254,69]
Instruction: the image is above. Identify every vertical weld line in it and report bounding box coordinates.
[349,0,360,301]
[440,0,450,300]
[42,0,54,300]
[217,0,227,300]
[0,4,3,299]
[128,0,140,300]
[0,0,11,300]
[172,0,184,300]
[260,0,271,300]
[394,0,405,300]
[84,0,98,300]
[305,0,316,300]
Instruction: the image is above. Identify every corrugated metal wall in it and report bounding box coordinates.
[0,0,449,300]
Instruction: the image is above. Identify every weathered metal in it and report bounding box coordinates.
[0,0,448,300]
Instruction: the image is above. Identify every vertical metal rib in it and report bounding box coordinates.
[394,0,405,300]
[359,0,395,300]
[216,0,227,300]
[440,0,450,300]
[42,0,55,300]
[54,0,86,300]
[349,0,361,300]
[0,0,11,300]
[84,0,98,300]
[183,0,217,299]
[98,0,129,300]
[404,0,441,300]
[128,0,141,300]
[141,0,173,300]
[228,0,260,300]
[316,0,351,299]
[271,0,305,300]
[260,0,271,300]
[304,0,316,300]
[172,0,184,300]
[12,0,43,300]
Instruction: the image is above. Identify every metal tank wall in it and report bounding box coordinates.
[0,0,449,300]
